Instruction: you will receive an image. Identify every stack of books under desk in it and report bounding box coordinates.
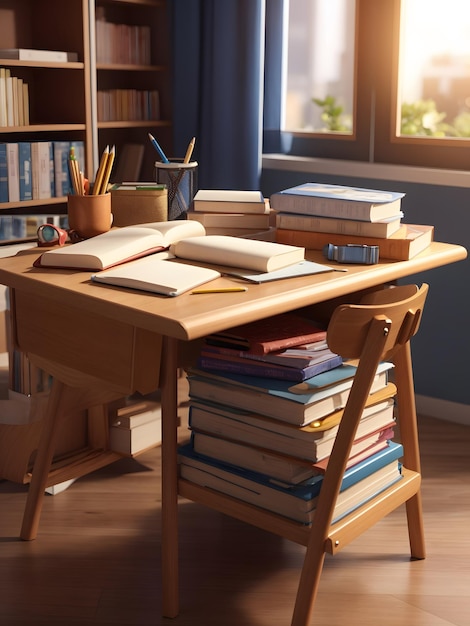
[178,312,404,526]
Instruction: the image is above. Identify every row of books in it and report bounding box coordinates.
[97,89,160,123]
[178,312,403,525]
[0,140,84,204]
[270,182,434,261]
[0,214,67,243]
[95,13,152,66]
[0,67,30,128]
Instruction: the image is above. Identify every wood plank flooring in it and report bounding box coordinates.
[1,390,469,625]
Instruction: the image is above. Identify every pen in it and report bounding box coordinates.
[183,136,196,164]
[191,287,248,294]
[148,132,170,164]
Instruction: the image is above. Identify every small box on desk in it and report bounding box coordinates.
[110,183,168,227]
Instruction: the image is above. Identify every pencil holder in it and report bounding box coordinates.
[155,159,198,220]
[111,185,168,227]
[67,193,112,238]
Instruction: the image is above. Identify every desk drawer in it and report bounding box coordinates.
[11,289,162,394]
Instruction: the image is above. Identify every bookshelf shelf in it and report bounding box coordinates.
[0,197,66,211]
[98,120,170,129]
[97,63,166,72]
[0,59,85,70]
[0,124,87,135]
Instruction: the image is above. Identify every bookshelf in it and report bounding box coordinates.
[0,0,171,487]
[0,0,172,221]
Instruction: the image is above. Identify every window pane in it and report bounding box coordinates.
[283,0,356,134]
[399,0,470,138]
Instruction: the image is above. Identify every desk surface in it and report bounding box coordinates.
[0,242,466,341]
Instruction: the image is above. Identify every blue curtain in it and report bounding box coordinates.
[171,1,284,190]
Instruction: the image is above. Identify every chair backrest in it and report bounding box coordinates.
[326,283,428,363]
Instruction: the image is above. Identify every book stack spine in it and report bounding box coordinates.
[0,67,30,128]
[0,140,84,205]
[271,182,434,260]
[179,317,403,525]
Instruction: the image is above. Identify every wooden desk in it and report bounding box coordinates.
[0,242,466,618]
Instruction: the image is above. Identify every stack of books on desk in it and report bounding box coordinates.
[188,189,273,237]
[178,313,403,525]
[271,182,434,260]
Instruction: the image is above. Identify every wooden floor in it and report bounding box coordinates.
[1,397,469,625]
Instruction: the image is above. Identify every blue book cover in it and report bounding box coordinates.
[179,441,403,498]
[48,141,55,197]
[0,143,8,203]
[275,183,404,205]
[18,142,32,201]
[53,141,72,197]
[189,362,392,406]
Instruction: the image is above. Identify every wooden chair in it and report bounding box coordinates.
[180,282,429,625]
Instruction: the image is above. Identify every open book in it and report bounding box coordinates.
[34,220,206,271]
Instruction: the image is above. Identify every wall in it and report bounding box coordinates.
[261,157,469,422]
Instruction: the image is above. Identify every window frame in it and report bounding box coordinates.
[280,0,470,171]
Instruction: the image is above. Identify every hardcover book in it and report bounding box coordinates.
[187,210,271,230]
[187,362,393,426]
[188,385,397,461]
[0,48,79,62]
[275,212,404,238]
[170,235,305,273]
[276,224,434,261]
[35,220,206,271]
[270,183,404,222]
[205,312,327,355]
[193,189,269,214]
[178,441,404,524]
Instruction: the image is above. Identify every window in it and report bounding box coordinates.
[282,0,470,170]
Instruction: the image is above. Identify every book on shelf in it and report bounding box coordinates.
[205,312,327,355]
[170,235,304,273]
[187,210,272,230]
[109,414,161,456]
[0,68,7,127]
[186,362,393,426]
[53,141,73,197]
[178,441,404,525]
[0,48,79,62]
[34,220,206,271]
[6,143,19,202]
[196,350,343,382]
[92,256,221,297]
[0,144,8,202]
[31,141,52,200]
[270,183,404,222]
[275,212,404,238]
[193,189,269,214]
[188,384,397,462]
[18,142,32,201]
[276,224,434,261]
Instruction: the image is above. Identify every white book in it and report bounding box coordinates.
[0,68,7,126]
[31,142,51,199]
[109,416,162,456]
[171,235,304,272]
[6,143,19,202]
[0,48,78,62]
[92,257,221,297]
[5,76,14,126]
[193,189,268,214]
[35,220,206,270]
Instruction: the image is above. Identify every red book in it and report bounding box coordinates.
[205,312,327,355]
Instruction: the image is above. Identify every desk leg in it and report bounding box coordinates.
[20,377,67,541]
[160,336,180,617]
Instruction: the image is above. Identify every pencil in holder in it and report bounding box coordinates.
[155,159,198,220]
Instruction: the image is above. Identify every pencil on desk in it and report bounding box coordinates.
[92,145,109,195]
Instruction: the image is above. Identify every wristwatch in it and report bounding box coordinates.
[323,243,379,264]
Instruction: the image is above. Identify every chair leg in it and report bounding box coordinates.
[291,534,327,626]
[393,343,426,560]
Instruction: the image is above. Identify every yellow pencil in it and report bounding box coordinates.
[191,287,247,294]
[93,145,109,195]
[98,145,115,195]
[183,136,196,164]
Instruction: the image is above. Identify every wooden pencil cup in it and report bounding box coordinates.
[67,193,113,238]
